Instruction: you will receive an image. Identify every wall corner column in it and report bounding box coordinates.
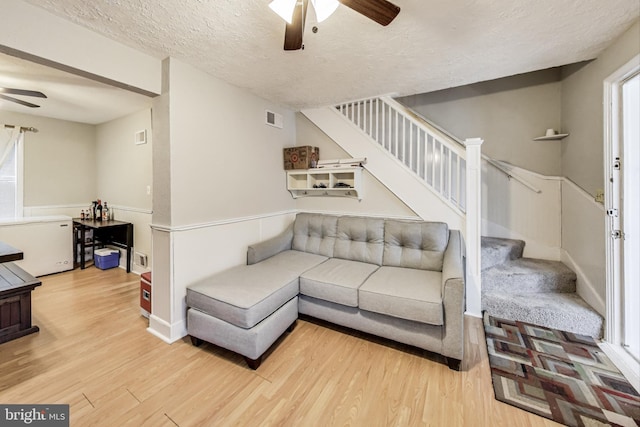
[464,137,484,317]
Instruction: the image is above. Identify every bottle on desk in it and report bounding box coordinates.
[96,200,103,222]
[103,202,110,221]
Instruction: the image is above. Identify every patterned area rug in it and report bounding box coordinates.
[483,313,640,426]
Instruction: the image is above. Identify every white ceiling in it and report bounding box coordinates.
[0,52,152,124]
[2,0,639,124]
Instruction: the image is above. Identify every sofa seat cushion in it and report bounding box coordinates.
[187,250,327,329]
[300,258,379,307]
[358,266,443,325]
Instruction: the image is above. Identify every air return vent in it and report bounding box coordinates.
[265,110,283,128]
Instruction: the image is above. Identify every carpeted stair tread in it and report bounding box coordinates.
[481,236,525,271]
[482,291,603,338]
[482,258,576,294]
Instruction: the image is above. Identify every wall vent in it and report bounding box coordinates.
[134,129,147,145]
[134,251,148,267]
[265,110,283,129]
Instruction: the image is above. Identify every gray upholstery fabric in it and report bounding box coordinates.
[187,250,326,328]
[247,224,293,265]
[333,216,384,265]
[383,220,449,271]
[292,213,338,257]
[440,230,465,360]
[187,212,466,368]
[188,296,298,360]
[359,266,444,325]
[300,258,379,307]
[299,295,443,353]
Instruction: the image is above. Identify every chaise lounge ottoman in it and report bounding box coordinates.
[186,249,327,368]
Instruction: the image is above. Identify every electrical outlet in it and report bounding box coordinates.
[595,189,605,204]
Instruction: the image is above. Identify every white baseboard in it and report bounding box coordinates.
[147,314,187,344]
[561,249,605,316]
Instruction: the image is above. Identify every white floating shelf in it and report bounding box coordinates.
[533,133,569,141]
[286,166,363,200]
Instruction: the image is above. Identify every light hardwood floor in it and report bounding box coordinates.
[0,267,560,426]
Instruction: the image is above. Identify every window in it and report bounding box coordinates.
[0,127,23,219]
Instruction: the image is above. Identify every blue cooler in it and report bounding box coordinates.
[94,249,120,270]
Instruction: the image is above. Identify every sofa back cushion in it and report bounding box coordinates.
[334,216,384,265]
[292,213,338,257]
[383,220,449,271]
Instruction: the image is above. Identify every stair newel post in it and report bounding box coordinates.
[464,138,484,316]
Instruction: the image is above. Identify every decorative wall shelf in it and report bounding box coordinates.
[533,133,569,141]
[286,166,363,200]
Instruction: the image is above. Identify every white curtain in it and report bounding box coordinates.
[0,125,21,168]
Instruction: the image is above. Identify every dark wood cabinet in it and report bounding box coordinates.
[0,261,41,344]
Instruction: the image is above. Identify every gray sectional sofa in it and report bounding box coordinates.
[186,213,466,370]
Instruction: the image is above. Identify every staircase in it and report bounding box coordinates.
[303,96,604,334]
[481,236,604,338]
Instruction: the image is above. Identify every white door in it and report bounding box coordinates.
[621,72,640,363]
[604,55,640,389]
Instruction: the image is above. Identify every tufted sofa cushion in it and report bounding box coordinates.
[383,220,449,271]
[333,216,384,265]
[292,213,338,257]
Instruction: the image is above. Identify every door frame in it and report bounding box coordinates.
[603,53,640,390]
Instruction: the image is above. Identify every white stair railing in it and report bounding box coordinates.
[334,95,483,316]
[336,96,468,214]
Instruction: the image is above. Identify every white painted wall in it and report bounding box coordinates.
[0,110,96,207]
[149,57,297,342]
[482,162,562,260]
[2,0,161,96]
[96,109,153,272]
[294,114,417,218]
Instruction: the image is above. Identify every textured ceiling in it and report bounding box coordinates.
[0,52,152,124]
[9,0,640,118]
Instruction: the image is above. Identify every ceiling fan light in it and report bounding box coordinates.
[311,0,339,23]
[269,0,298,24]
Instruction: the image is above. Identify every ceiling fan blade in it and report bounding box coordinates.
[284,0,309,51]
[0,94,41,108]
[0,87,47,98]
[339,0,400,26]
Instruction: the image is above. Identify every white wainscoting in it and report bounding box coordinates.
[481,162,606,316]
[560,179,606,316]
[482,161,563,260]
[24,204,153,275]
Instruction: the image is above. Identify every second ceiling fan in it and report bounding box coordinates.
[270,0,401,51]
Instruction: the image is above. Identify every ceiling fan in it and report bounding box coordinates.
[270,0,401,51]
[0,87,47,108]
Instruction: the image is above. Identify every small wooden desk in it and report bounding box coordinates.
[0,262,41,344]
[73,219,134,273]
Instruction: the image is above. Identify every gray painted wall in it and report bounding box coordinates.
[396,69,563,176]
[0,110,96,207]
[561,20,640,196]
